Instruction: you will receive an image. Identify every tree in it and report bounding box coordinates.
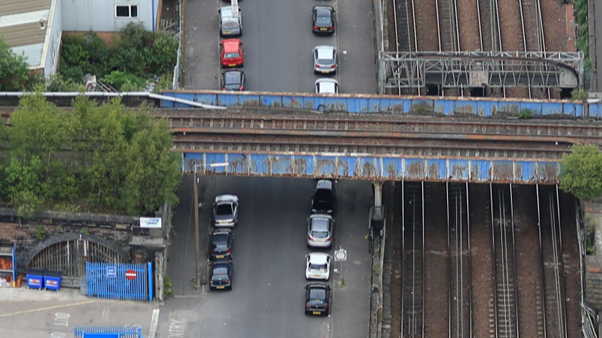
[123,118,181,215]
[560,144,602,199]
[0,37,30,91]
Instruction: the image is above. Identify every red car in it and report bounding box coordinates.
[220,39,244,68]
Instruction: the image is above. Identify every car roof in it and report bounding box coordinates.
[220,6,239,16]
[222,39,241,51]
[311,219,330,232]
[315,46,335,60]
[223,71,242,84]
[316,79,338,93]
[316,179,333,189]
[216,194,238,203]
[308,253,330,264]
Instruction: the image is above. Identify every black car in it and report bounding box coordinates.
[221,70,245,91]
[210,260,233,290]
[311,179,336,214]
[305,282,331,315]
[209,229,233,261]
[312,5,335,35]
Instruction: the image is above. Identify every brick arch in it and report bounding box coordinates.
[21,233,130,270]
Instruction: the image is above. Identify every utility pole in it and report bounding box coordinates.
[194,171,200,289]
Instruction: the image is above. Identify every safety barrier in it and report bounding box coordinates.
[184,152,561,184]
[86,262,153,301]
[160,90,602,118]
[74,326,143,338]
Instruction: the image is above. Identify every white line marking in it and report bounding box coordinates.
[149,309,160,338]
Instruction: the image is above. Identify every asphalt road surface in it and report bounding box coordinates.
[158,175,372,338]
[182,0,377,93]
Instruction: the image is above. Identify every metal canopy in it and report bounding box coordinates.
[379,51,584,90]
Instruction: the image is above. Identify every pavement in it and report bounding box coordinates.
[182,0,376,93]
[0,288,157,338]
[156,175,373,338]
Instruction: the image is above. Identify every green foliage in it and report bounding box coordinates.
[0,37,31,91]
[58,24,177,91]
[104,71,146,91]
[575,0,589,56]
[154,73,173,93]
[81,227,90,235]
[35,226,47,241]
[560,144,602,199]
[164,276,174,296]
[46,74,85,92]
[518,109,535,119]
[0,95,181,215]
[571,88,588,101]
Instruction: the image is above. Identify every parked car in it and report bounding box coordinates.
[213,194,239,228]
[221,69,245,91]
[210,260,233,290]
[315,78,339,94]
[313,45,337,74]
[312,5,335,35]
[307,214,333,248]
[219,5,242,37]
[311,179,336,214]
[305,253,331,280]
[209,229,233,261]
[305,282,331,315]
[220,39,244,68]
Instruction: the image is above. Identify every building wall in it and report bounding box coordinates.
[61,0,153,32]
[43,0,62,77]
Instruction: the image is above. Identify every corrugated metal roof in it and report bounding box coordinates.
[0,22,47,47]
[0,0,51,16]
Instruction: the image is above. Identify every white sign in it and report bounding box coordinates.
[334,248,347,262]
[140,217,162,229]
[107,266,116,278]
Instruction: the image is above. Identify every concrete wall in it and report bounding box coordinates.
[61,0,154,32]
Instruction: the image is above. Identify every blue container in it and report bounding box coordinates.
[44,270,62,291]
[26,269,44,289]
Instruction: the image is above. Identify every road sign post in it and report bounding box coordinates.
[334,247,347,286]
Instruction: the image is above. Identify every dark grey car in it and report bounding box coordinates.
[312,5,335,35]
[221,70,245,91]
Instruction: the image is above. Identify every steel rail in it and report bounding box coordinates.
[510,184,521,338]
[516,0,531,99]
[466,183,473,338]
[169,126,601,146]
[447,182,453,338]
[536,185,549,338]
[401,181,405,338]
[490,183,500,338]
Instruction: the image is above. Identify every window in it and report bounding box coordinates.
[115,5,138,18]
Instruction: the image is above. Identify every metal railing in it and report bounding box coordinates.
[172,0,183,90]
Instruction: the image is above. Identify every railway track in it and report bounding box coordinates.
[448,183,472,338]
[401,182,425,338]
[161,112,602,145]
[490,185,519,338]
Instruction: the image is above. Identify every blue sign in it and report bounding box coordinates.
[106,266,116,278]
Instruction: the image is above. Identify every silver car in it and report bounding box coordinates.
[315,78,339,94]
[219,6,242,37]
[307,214,334,248]
[212,194,239,228]
[313,45,337,74]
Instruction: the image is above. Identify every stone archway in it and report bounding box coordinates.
[23,233,130,287]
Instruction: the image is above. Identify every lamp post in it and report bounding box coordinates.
[193,162,229,290]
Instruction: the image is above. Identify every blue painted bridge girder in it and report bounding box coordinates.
[184,152,561,184]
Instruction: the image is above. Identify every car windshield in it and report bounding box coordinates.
[310,263,327,270]
[213,267,228,276]
[212,234,229,249]
[309,289,326,301]
[225,52,240,59]
[216,203,233,215]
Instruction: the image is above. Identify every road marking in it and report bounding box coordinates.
[168,319,187,338]
[0,300,97,318]
[53,312,70,327]
[148,309,160,338]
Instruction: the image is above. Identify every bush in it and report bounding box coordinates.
[571,88,588,101]
[104,71,147,91]
[518,109,535,119]
[560,144,602,199]
[0,37,31,91]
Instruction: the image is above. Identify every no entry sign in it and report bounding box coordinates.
[125,269,137,280]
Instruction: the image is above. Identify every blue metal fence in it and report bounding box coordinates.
[86,262,152,301]
[160,90,602,118]
[74,326,143,338]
